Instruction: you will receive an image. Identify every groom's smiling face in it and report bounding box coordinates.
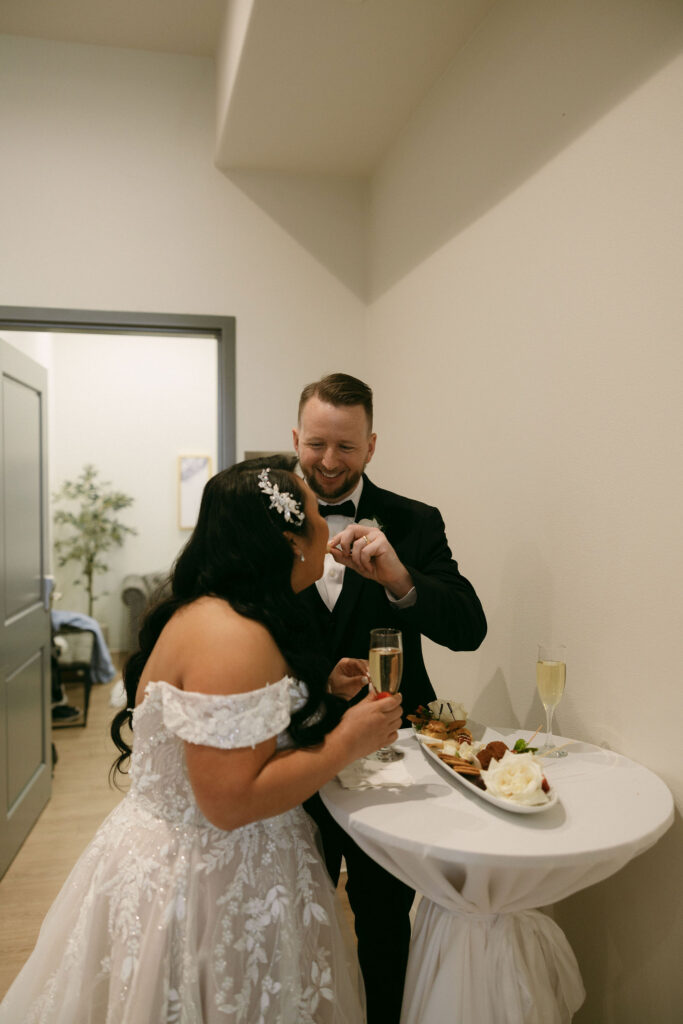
[293,396,376,502]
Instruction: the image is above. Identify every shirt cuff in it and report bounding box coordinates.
[386,585,417,608]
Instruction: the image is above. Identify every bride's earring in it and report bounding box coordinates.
[285,532,305,563]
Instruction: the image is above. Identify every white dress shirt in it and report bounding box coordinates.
[316,480,364,611]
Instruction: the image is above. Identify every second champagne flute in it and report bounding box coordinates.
[367,628,403,762]
[536,642,567,757]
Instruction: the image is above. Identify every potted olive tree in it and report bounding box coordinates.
[52,464,137,621]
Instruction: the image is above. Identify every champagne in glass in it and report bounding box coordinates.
[368,645,403,695]
[537,643,567,757]
[368,628,403,762]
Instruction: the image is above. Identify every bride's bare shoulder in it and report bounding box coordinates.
[150,598,288,696]
[176,596,265,633]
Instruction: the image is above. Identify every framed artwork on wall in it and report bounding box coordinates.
[178,455,212,530]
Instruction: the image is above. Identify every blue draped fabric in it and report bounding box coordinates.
[51,610,116,684]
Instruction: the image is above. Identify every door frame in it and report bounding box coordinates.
[0,339,51,878]
[0,307,236,470]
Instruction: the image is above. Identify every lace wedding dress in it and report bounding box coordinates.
[0,678,365,1023]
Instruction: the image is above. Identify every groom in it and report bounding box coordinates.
[294,373,486,1024]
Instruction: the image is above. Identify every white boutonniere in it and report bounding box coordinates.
[357,516,384,531]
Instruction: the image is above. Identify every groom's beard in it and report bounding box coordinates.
[302,466,363,503]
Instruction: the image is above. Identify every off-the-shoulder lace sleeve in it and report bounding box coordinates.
[156,677,292,749]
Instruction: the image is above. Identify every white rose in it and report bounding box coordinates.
[428,699,467,723]
[480,750,549,805]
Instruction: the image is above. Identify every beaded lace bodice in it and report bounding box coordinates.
[130,678,307,826]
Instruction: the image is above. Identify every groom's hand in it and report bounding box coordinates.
[327,524,414,599]
[327,657,370,700]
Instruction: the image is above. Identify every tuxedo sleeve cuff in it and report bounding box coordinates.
[385,585,417,608]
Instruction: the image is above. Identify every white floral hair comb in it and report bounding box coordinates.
[257,468,305,525]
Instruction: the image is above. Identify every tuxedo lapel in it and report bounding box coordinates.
[355,477,394,545]
[355,476,381,525]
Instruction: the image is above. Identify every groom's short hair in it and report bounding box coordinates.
[298,373,373,431]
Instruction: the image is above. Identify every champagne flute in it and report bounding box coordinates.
[536,642,568,757]
[367,628,404,762]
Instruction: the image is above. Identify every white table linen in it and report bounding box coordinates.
[337,756,413,790]
[320,726,673,1024]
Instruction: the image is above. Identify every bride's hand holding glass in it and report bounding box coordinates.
[337,690,403,762]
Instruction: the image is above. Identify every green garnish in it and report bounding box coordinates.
[513,738,538,754]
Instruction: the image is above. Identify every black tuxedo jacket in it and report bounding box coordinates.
[298,475,487,717]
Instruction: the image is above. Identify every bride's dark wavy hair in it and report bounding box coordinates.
[110,455,340,778]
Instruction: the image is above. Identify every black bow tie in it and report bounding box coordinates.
[319,500,356,519]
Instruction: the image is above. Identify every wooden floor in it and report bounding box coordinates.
[0,680,127,998]
[0,677,356,1001]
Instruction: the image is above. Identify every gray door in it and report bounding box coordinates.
[0,338,51,878]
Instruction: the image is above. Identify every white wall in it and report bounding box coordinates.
[51,332,218,650]
[368,1,683,1020]
[0,332,53,370]
[0,34,366,462]
[0,330,218,650]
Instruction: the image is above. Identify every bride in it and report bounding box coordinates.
[0,457,402,1023]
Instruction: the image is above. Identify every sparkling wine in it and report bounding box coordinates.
[536,660,566,709]
[369,647,403,694]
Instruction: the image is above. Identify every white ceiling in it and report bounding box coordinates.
[217,0,499,175]
[0,0,226,57]
[0,0,498,176]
